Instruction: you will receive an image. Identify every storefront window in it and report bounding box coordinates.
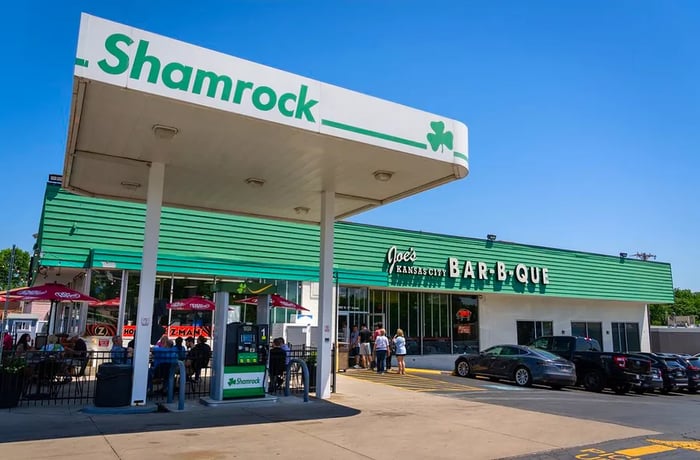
[338,286,368,343]
[86,269,124,337]
[87,271,300,343]
[516,320,553,345]
[367,290,478,355]
[452,295,479,354]
[571,321,603,349]
[167,276,215,339]
[611,322,640,352]
[424,293,451,354]
[228,279,302,325]
[269,280,302,323]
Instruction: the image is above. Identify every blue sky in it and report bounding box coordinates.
[1,1,698,291]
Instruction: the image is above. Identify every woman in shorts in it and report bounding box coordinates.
[393,329,407,375]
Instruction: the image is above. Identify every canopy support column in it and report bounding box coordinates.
[131,161,165,405]
[316,189,335,399]
[210,290,229,401]
[117,269,129,337]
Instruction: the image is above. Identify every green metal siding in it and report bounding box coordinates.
[37,184,674,303]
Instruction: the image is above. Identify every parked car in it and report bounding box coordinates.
[632,353,688,394]
[454,344,577,389]
[530,336,651,394]
[675,356,700,394]
[633,366,664,394]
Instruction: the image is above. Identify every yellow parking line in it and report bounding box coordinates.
[646,439,700,452]
[346,369,484,392]
[406,368,446,375]
[615,445,677,456]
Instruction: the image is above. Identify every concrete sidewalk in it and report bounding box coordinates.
[0,374,656,459]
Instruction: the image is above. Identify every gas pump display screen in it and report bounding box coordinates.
[240,333,255,344]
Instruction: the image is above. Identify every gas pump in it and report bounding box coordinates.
[210,282,276,402]
[221,323,268,398]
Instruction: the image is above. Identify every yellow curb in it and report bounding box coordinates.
[406,368,449,375]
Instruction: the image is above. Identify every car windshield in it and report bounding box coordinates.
[528,347,562,361]
[664,359,683,369]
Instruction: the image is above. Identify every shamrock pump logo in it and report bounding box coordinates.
[426,121,454,153]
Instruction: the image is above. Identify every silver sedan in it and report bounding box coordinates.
[454,344,577,389]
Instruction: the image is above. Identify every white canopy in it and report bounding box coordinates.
[63,14,469,222]
[61,13,470,402]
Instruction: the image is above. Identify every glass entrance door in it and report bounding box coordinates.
[337,311,350,344]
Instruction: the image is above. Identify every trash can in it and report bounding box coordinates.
[94,363,133,407]
[337,342,349,371]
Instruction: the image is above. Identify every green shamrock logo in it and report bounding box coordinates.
[228,377,236,386]
[426,121,453,153]
[236,283,246,294]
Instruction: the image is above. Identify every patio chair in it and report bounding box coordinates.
[73,351,93,395]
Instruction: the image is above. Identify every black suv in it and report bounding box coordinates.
[674,355,700,394]
[633,353,688,394]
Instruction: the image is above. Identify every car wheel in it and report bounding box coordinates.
[455,360,471,378]
[660,386,670,394]
[582,371,605,392]
[513,366,532,387]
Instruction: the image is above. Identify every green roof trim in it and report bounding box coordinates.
[37,184,674,303]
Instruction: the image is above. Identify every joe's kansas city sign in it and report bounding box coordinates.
[386,246,550,285]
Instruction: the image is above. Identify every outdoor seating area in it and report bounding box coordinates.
[0,345,319,407]
[0,350,213,407]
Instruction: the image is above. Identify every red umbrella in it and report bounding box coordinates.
[167,296,215,311]
[0,286,30,296]
[237,294,309,311]
[0,295,21,302]
[11,283,98,302]
[89,297,121,307]
[11,283,99,335]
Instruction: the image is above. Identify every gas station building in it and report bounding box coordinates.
[26,13,674,405]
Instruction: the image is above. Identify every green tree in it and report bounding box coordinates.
[648,303,669,326]
[649,288,700,325]
[0,247,31,290]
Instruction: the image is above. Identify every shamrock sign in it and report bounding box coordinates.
[426,121,454,153]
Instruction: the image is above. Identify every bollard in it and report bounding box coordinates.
[285,358,309,402]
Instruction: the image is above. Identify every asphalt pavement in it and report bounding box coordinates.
[0,370,656,460]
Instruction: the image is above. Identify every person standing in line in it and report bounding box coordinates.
[371,323,382,369]
[349,325,360,369]
[373,329,390,374]
[358,324,372,369]
[393,329,407,375]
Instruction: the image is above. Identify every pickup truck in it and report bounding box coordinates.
[530,336,651,394]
